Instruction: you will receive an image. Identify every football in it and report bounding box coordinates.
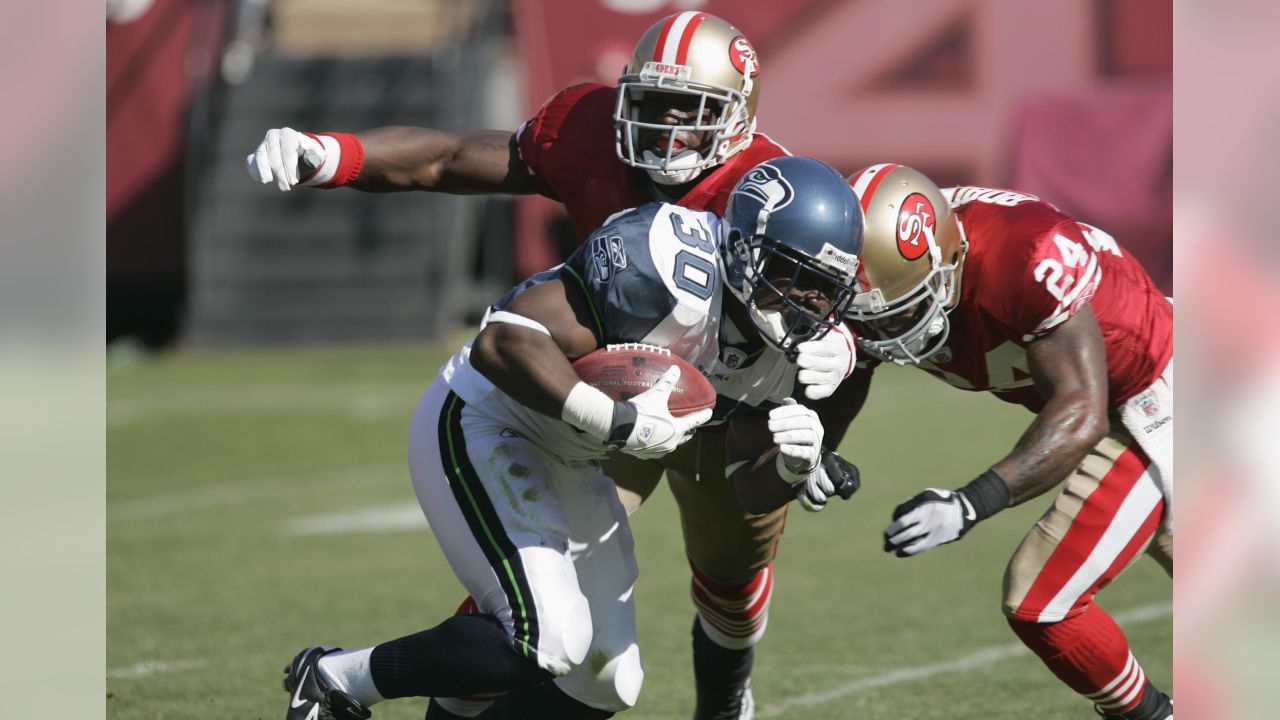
[571,343,717,417]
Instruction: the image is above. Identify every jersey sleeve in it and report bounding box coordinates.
[514,82,609,201]
[557,204,678,345]
[978,207,1105,340]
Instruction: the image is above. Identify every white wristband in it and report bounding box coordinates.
[302,134,342,186]
[561,382,617,441]
[777,453,819,486]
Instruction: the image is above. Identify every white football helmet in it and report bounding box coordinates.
[845,164,968,365]
[614,12,761,185]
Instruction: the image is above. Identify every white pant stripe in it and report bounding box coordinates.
[1037,470,1162,622]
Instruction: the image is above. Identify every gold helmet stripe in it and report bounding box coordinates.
[655,11,709,65]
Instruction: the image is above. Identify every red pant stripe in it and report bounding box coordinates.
[1015,445,1155,621]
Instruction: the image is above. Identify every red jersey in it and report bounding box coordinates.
[515,82,789,241]
[875,187,1172,412]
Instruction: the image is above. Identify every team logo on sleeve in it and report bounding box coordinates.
[733,163,794,213]
[729,36,760,77]
[896,193,936,261]
[591,235,628,282]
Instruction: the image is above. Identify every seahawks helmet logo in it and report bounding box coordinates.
[732,163,794,214]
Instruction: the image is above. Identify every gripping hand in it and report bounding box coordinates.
[608,366,712,459]
[246,127,325,191]
[794,324,856,400]
[768,398,824,479]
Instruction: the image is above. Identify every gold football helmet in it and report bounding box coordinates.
[614,12,761,185]
[845,164,968,365]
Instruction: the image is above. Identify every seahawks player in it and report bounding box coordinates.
[248,17,857,717]
[279,157,864,720]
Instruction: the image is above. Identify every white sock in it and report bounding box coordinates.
[317,648,385,707]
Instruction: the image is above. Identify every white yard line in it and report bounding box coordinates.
[285,502,428,535]
[107,659,206,680]
[756,603,1172,718]
[108,464,404,521]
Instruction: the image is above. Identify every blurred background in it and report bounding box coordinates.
[106,0,1172,350]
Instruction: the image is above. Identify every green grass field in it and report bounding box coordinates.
[107,341,1170,719]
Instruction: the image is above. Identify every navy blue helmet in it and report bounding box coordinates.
[721,156,864,355]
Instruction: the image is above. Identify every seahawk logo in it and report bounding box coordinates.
[732,163,794,214]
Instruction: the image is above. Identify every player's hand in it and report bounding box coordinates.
[795,325,855,400]
[609,366,712,459]
[883,489,976,557]
[796,450,862,512]
[769,398,824,477]
[246,127,325,191]
[794,464,836,512]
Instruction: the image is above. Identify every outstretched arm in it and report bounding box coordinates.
[247,126,535,194]
[352,127,534,194]
[883,306,1110,557]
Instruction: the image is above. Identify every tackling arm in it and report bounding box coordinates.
[352,127,535,194]
[883,306,1110,556]
[727,403,861,515]
[992,304,1111,505]
[247,126,535,194]
[726,412,796,515]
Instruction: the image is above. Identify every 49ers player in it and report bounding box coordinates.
[843,164,1173,720]
[247,13,861,720]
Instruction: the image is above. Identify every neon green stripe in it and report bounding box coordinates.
[560,265,604,340]
[444,395,533,656]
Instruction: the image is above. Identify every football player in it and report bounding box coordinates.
[248,13,862,720]
[278,157,865,720]
[839,165,1172,720]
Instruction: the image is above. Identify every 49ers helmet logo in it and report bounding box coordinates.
[729,36,760,77]
[896,192,935,260]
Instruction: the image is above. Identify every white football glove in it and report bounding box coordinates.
[882,489,977,557]
[794,465,837,513]
[768,398,824,479]
[246,127,326,192]
[609,366,712,459]
[794,324,856,400]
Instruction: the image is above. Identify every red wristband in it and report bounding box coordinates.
[302,131,365,188]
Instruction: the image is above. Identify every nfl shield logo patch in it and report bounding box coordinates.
[1136,390,1159,418]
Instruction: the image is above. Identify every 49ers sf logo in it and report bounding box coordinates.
[729,36,760,77]
[896,193,935,260]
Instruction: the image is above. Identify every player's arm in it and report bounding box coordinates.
[992,305,1110,503]
[727,401,861,515]
[793,322,866,447]
[807,367,871,449]
[353,127,534,193]
[883,306,1109,556]
[470,279,599,418]
[470,279,711,457]
[246,126,534,194]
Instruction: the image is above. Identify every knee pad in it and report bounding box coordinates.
[555,643,644,713]
[532,589,593,676]
[690,562,773,649]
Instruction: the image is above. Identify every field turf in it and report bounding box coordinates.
[107,341,1170,719]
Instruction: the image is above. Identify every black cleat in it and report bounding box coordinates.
[1094,682,1173,720]
[282,646,372,720]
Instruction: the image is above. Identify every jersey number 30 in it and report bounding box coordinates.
[670,213,717,301]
